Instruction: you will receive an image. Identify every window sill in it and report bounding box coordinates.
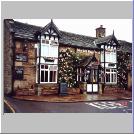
[37,82,57,84]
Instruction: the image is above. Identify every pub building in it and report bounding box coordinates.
[4,19,132,96]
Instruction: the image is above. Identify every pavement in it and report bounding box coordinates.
[12,91,132,103]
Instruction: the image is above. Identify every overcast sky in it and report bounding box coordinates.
[15,19,132,42]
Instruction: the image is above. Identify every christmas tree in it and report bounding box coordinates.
[117,51,130,89]
[58,49,79,87]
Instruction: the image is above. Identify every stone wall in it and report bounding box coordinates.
[4,28,101,95]
[14,41,37,91]
[4,20,13,94]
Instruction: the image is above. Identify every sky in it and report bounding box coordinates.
[15,19,132,42]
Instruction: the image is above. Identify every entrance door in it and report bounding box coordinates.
[87,84,98,93]
[87,69,99,93]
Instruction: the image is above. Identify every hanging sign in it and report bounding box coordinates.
[15,53,28,62]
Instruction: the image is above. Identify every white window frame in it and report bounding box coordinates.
[105,68,117,84]
[39,64,58,83]
[101,51,104,62]
[41,38,59,58]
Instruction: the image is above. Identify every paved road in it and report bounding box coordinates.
[4,102,12,113]
[4,97,132,113]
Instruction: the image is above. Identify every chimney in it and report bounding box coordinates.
[96,25,106,38]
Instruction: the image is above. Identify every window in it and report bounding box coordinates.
[40,64,57,83]
[41,45,49,57]
[105,50,116,63]
[40,38,58,58]
[49,45,58,57]
[14,67,24,80]
[105,69,117,83]
[89,69,98,83]
[101,51,104,62]
[42,39,49,44]
[105,51,110,62]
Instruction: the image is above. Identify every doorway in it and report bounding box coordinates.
[86,69,99,93]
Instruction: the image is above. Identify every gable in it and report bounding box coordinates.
[40,20,61,37]
[79,54,99,68]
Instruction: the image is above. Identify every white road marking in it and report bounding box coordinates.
[85,101,128,110]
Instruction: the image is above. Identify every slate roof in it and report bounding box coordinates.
[95,35,113,44]
[59,31,98,49]
[94,33,119,46]
[79,54,98,67]
[5,19,132,53]
[9,20,42,40]
[117,40,132,53]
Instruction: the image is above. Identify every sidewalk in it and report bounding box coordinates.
[13,92,132,103]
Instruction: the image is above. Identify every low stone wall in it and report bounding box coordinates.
[15,84,82,96]
[15,88,35,96]
[104,85,125,94]
[67,88,80,95]
[36,83,59,95]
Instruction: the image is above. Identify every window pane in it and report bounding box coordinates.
[49,71,56,82]
[49,65,53,71]
[113,74,117,82]
[106,69,110,72]
[45,71,48,82]
[49,46,58,57]
[46,40,49,44]
[50,71,53,82]
[111,73,114,82]
[42,40,45,43]
[41,45,49,57]
[106,73,110,82]
[94,70,98,82]
[113,69,116,72]
[41,65,44,69]
[41,71,44,82]
[45,65,48,69]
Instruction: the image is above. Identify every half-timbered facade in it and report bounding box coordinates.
[4,19,132,95]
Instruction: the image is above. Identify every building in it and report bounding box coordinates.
[4,19,132,96]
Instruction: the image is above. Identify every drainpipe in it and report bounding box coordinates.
[103,43,106,93]
[11,31,15,96]
[37,33,41,95]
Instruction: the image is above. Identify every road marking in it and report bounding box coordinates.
[85,101,128,110]
[4,99,15,113]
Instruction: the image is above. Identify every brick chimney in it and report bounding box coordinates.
[96,25,106,38]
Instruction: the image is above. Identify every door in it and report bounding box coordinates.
[87,69,99,93]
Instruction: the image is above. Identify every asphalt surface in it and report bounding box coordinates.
[4,97,132,113]
[4,102,12,113]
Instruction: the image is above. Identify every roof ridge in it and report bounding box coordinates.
[60,30,97,39]
[118,40,132,43]
[14,20,43,29]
